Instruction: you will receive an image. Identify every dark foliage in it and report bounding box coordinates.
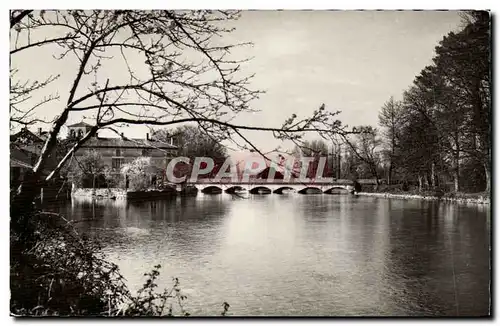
[10,201,229,316]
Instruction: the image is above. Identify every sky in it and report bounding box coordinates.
[226,10,463,152]
[10,10,464,154]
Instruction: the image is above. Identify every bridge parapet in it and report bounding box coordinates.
[186,178,356,186]
[186,179,355,194]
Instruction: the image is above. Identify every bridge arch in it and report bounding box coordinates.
[324,186,351,194]
[249,186,272,195]
[298,187,322,194]
[201,186,223,194]
[225,186,246,194]
[273,186,295,194]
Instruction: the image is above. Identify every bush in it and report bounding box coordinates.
[69,150,108,189]
[128,174,151,191]
[461,160,487,193]
[121,157,157,191]
[10,208,229,316]
[11,209,127,316]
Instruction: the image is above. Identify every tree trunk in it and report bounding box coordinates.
[336,153,341,179]
[371,164,380,191]
[418,174,423,192]
[388,163,393,185]
[453,168,460,193]
[484,161,491,194]
[453,151,460,193]
[431,162,437,189]
[453,133,460,193]
[425,173,431,190]
[390,130,396,186]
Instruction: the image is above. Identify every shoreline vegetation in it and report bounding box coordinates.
[68,180,490,205]
[356,190,490,205]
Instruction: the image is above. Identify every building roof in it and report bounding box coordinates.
[81,137,178,149]
[67,121,93,128]
[11,143,42,155]
[10,145,34,168]
[10,158,33,169]
[10,128,46,144]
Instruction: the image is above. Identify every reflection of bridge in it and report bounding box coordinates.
[183,179,357,194]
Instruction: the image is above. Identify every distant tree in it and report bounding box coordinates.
[340,148,360,180]
[153,125,228,178]
[342,126,382,187]
[295,139,329,157]
[378,96,403,184]
[397,94,443,191]
[414,65,467,192]
[292,139,330,178]
[70,150,105,189]
[121,156,158,191]
[433,11,491,193]
[154,125,227,160]
[398,75,448,191]
[396,11,490,193]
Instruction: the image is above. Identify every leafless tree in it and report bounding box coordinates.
[378,96,403,185]
[341,126,382,186]
[11,10,354,210]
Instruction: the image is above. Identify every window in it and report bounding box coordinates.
[142,149,150,156]
[112,158,124,170]
[69,129,76,138]
[77,129,83,138]
[115,149,122,157]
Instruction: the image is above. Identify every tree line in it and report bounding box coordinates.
[341,11,490,194]
[238,11,490,193]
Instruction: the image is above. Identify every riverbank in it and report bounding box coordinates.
[357,191,490,204]
[71,186,198,201]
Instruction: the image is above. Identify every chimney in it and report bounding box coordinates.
[146,133,149,141]
[38,127,42,135]
[120,132,124,138]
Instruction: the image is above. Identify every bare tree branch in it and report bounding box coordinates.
[10,35,79,54]
[10,10,32,28]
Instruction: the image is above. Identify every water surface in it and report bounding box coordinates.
[55,194,490,316]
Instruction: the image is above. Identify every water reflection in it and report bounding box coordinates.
[50,195,490,316]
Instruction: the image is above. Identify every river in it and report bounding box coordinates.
[55,193,490,316]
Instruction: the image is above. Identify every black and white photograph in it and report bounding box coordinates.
[8,7,492,318]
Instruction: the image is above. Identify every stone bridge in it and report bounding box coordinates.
[183,179,356,194]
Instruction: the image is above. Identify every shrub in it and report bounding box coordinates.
[11,209,128,316]
[10,208,229,316]
[121,157,157,191]
[69,150,108,189]
[129,174,151,191]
